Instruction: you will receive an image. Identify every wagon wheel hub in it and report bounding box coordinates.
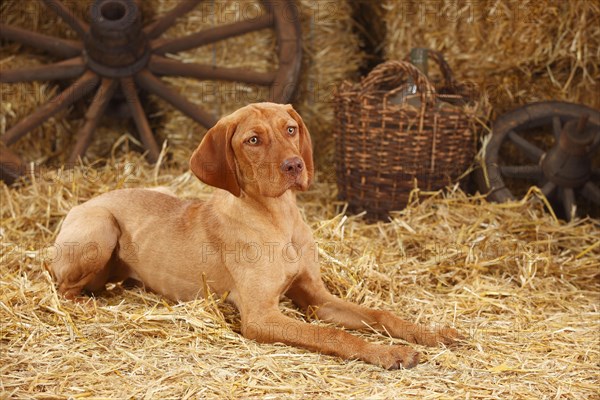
[84,0,150,76]
[541,114,594,188]
[480,101,600,221]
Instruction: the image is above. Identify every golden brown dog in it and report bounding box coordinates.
[51,102,459,369]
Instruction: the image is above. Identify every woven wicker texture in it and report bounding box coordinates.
[335,58,475,220]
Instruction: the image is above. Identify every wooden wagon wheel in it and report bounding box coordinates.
[479,101,600,220]
[0,0,302,183]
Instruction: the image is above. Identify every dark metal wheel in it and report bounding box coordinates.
[479,101,600,220]
[0,0,302,182]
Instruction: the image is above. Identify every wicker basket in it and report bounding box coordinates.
[334,58,475,220]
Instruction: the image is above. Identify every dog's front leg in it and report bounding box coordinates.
[228,266,419,369]
[287,275,460,347]
[239,308,420,369]
[286,230,461,347]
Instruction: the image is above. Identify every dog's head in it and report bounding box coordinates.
[190,102,314,197]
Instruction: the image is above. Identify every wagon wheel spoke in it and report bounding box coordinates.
[0,146,25,185]
[120,76,161,163]
[552,116,562,140]
[148,55,275,85]
[0,23,82,58]
[560,188,576,220]
[151,13,273,55]
[134,69,218,129]
[41,0,89,38]
[541,181,556,197]
[68,78,118,163]
[581,182,600,205]
[144,0,202,39]
[499,164,543,180]
[507,130,545,162]
[1,71,99,146]
[0,57,85,83]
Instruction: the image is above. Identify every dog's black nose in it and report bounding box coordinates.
[280,157,304,176]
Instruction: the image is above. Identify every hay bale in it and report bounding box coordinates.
[379,0,600,117]
[1,156,599,398]
[293,0,363,166]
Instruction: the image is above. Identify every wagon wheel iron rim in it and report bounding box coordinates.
[480,101,600,221]
[0,0,302,181]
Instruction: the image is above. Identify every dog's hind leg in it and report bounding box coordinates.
[50,206,121,299]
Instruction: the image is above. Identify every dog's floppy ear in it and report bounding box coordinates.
[286,105,314,186]
[189,117,241,196]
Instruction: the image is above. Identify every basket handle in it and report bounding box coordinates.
[360,61,436,103]
[426,49,457,89]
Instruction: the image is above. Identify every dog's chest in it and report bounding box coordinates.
[279,243,301,292]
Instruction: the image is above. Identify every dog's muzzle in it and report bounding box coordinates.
[280,157,304,178]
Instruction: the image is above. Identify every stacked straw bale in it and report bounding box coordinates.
[293,0,362,166]
[1,156,599,398]
[379,0,600,118]
[0,0,362,168]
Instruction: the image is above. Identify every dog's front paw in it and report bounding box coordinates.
[435,326,463,347]
[407,325,463,347]
[371,345,420,370]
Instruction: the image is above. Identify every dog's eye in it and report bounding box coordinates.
[287,127,296,136]
[247,136,260,145]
